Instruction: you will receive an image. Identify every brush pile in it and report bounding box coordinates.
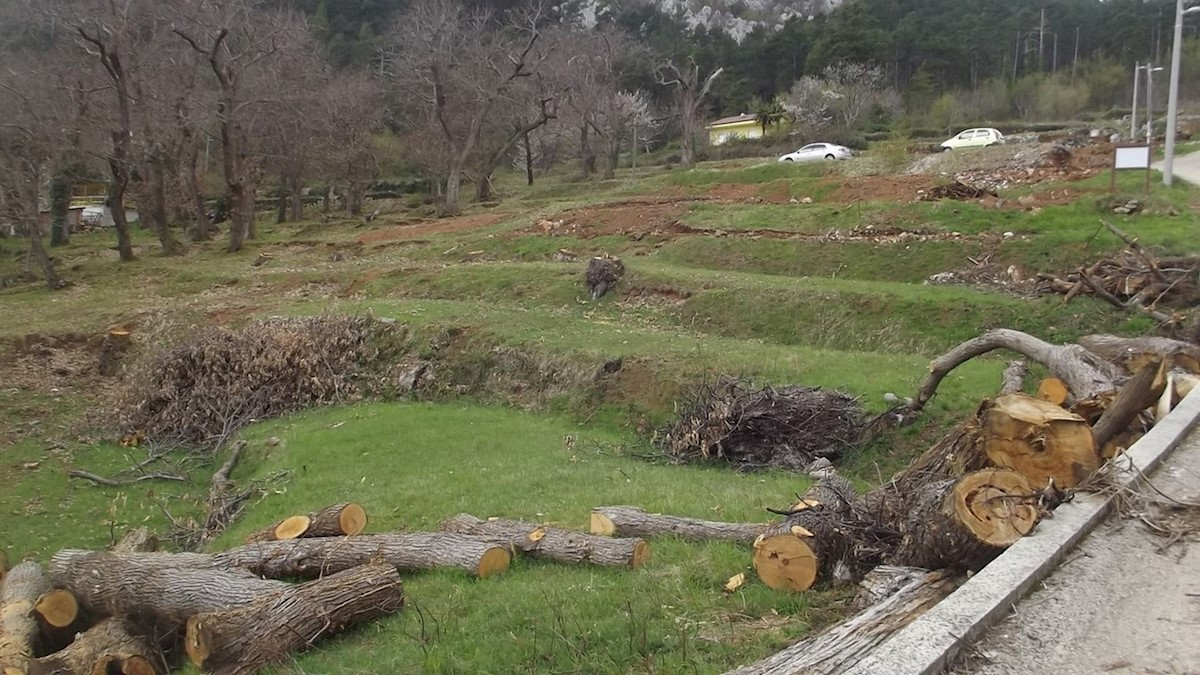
[119,316,412,446]
[920,181,997,201]
[655,379,865,470]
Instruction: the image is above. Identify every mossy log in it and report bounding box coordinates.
[185,563,404,675]
[589,506,766,544]
[48,551,286,626]
[28,618,161,675]
[244,503,367,544]
[888,469,1039,571]
[441,514,649,567]
[1,561,50,675]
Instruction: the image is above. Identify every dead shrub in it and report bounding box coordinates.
[119,315,413,447]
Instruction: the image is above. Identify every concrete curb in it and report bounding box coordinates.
[843,389,1200,675]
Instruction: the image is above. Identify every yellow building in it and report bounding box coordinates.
[706,113,762,145]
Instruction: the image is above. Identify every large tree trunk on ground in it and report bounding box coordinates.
[1091,358,1169,449]
[590,506,766,544]
[752,477,861,592]
[217,533,511,579]
[441,514,649,568]
[911,329,1123,411]
[185,563,403,675]
[888,418,991,489]
[1077,334,1200,375]
[244,502,367,544]
[726,567,958,675]
[48,551,286,626]
[28,618,162,675]
[981,394,1098,488]
[888,469,1039,571]
[0,561,50,674]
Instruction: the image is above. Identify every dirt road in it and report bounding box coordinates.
[953,426,1200,675]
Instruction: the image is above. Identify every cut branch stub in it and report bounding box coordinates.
[1035,377,1069,406]
[32,589,77,628]
[982,394,1098,488]
[888,469,1038,571]
[589,506,766,544]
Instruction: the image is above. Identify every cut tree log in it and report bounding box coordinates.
[726,567,958,675]
[589,506,766,544]
[1036,377,1069,405]
[910,329,1122,411]
[752,478,861,592]
[244,502,368,544]
[48,551,287,625]
[216,533,511,580]
[28,618,161,675]
[981,394,1098,489]
[888,469,1039,571]
[185,563,404,675]
[888,418,990,489]
[1,561,50,675]
[1090,358,1168,448]
[1077,334,1200,375]
[441,514,649,568]
[112,527,159,554]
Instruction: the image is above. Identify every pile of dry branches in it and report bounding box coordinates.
[119,316,411,447]
[1037,221,1199,331]
[920,181,997,201]
[654,379,865,470]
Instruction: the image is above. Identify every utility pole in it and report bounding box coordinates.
[1132,61,1140,140]
[1164,1,1199,186]
[1053,32,1059,72]
[1014,31,1022,81]
[1039,8,1047,71]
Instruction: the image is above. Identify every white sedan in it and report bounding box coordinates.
[778,143,853,163]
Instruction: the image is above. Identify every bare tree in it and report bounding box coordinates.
[0,56,70,289]
[174,1,308,252]
[388,0,553,215]
[316,73,385,217]
[656,59,723,169]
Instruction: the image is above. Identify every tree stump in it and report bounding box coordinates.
[441,514,649,567]
[589,506,766,544]
[585,255,624,300]
[244,502,368,544]
[28,618,161,675]
[1,561,50,675]
[185,563,404,675]
[888,469,1039,571]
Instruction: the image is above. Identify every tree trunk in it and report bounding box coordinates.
[1091,358,1169,448]
[26,215,63,291]
[48,551,287,626]
[590,506,766,544]
[185,563,403,675]
[290,177,303,222]
[442,170,463,217]
[275,183,287,224]
[680,97,697,169]
[602,134,620,180]
[888,469,1039,571]
[579,124,594,180]
[981,394,1098,488]
[108,161,135,262]
[244,502,367,544]
[726,568,958,675]
[28,618,162,675]
[441,514,650,568]
[49,173,72,247]
[523,131,534,186]
[999,359,1029,394]
[1,561,51,674]
[149,152,181,255]
[910,329,1123,411]
[185,140,212,243]
[217,533,510,579]
[346,181,364,216]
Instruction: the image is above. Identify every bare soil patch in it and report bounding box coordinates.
[357,213,506,244]
[827,175,940,204]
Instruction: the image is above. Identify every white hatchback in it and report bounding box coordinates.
[940,128,1005,151]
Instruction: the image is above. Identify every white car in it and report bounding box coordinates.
[778,143,853,163]
[940,128,1005,151]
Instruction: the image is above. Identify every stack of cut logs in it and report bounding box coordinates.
[0,503,652,675]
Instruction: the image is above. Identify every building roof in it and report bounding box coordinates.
[706,113,758,129]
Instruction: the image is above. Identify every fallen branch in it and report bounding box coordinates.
[66,469,187,487]
[999,359,1029,394]
[590,506,767,544]
[442,514,650,567]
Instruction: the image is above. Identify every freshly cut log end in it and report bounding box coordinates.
[752,532,818,592]
[588,506,766,544]
[982,394,1098,488]
[30,618,162,675]
[1036,377,1069,405]
[33,589,77,628]
[477,547,512,578]
[336,502,368,536]
[952,470,1039,547]
[273,515,312,540]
